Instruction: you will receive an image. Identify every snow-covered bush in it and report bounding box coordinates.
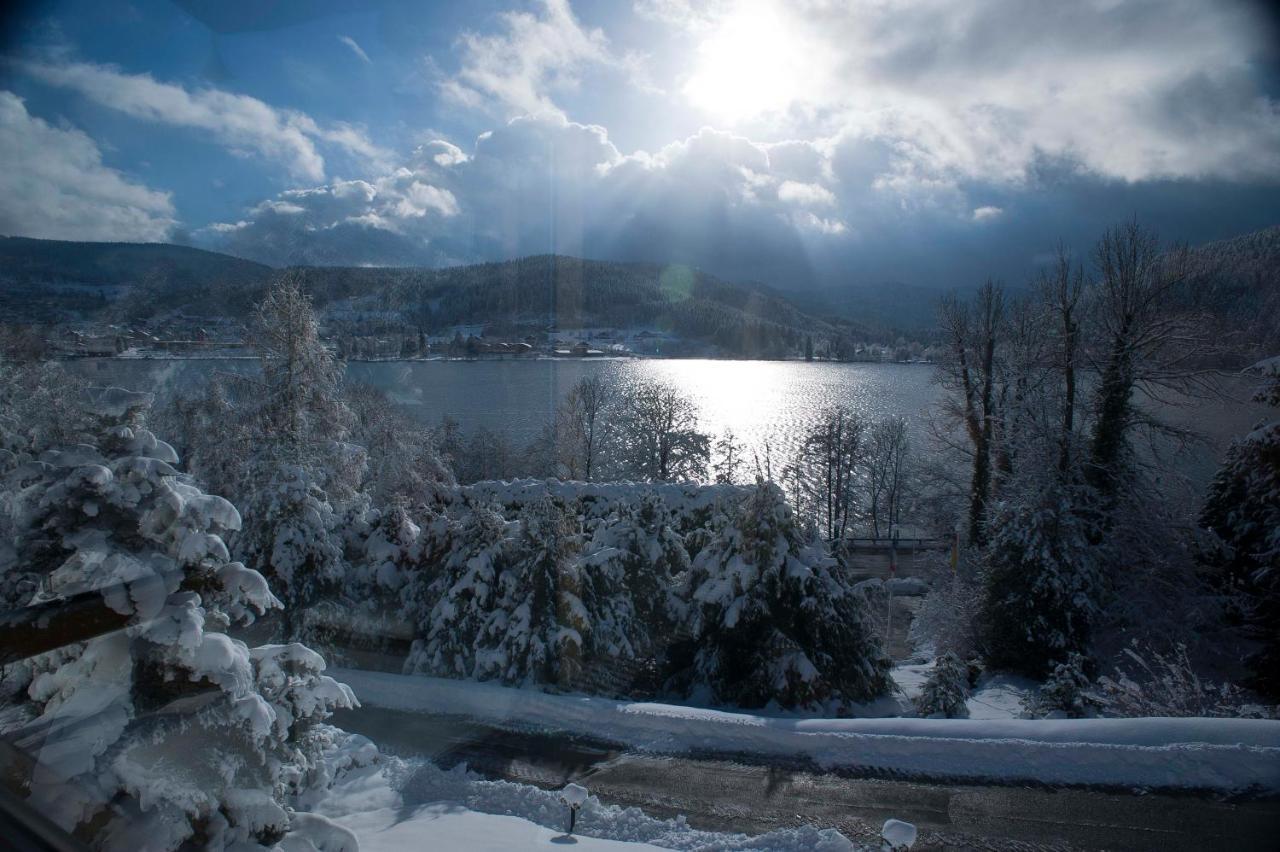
[678,481,891,710]
[909,563,981,660]
[1022,653,1099,718]
[0,392,356,851]
[914,652,970,718]
[1090,642,1275,719]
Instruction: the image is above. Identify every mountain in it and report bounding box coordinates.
[0,236,272,324]
[1182,225,1280,357]
[0,239,883,358]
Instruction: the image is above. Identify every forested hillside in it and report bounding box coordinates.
[0,238,870,357]
[1182,225,1280,357]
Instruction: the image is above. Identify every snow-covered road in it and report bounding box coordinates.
[332,668,1280,793]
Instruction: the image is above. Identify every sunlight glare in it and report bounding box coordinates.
[682,2,817,125]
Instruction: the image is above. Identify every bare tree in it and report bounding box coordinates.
[1086,220,1211,501]
[1038,245,1086,476]
[609,378,710,482]
[713,428,746,484]
[550,374,613,481]
[937,280,1005,546]
[797,406,864,541]
[863,416,911,538]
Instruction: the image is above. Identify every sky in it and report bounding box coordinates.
[0,0,1278,293]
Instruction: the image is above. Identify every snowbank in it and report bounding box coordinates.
[334,668,1280,792]
[309,729,866,851]
[339,807,667,852]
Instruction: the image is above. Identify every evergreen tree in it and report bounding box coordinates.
[1200,358,1280,700]
[238,462,343,640]
[915,652,970,718]
[582,494,692,661]
[405,505,508,678]
[0,390,355,851]
[678,481,891,709]
[1023,653,1099,718]
[979,480,1101,678]
[475,497,585,687]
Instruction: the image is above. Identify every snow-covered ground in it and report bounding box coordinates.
[333,668,1280,792]
[891,660,1037,720]
[335,808,669,852]
[303,730,865,851]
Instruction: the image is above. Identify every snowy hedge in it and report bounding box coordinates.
[393,479,891,711]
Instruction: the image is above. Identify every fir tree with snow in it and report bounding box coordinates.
[582,493,692,661]
[0,390,356,851]
[677,480,891,710]
[474,496,587,688]
[237,461,344,641]
[979,479,1101,678]
[405,504,509,679]
[915,652,970,718]
[1023,653,1099,718]
[1200,356,1280,700]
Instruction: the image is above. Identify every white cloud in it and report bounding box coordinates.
[419,139,468,167]
[440,0,611,118]
[23,60,392,181]
[201,116,849,272]
[655,0,1280,185]
[0,91,174,241]
[777,180,835,207]
[972,205,1003,222]
[338,35,371,65]
[794,211,846,235]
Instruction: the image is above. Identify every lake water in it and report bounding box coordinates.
[66,357,1263,485]
[69,358,936,463]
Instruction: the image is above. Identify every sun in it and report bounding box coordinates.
[681,2,817,125]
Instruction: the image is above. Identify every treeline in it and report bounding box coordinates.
[912,219,1279,717]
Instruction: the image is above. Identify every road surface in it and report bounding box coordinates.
[331,705,1280,852]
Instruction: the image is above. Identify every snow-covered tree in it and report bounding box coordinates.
[0,390,355,851]
[474,497,585,687]
[344,382,453,504]
[223,275,359,640]
[0,361,91,473]
[678,481,891,710]
[250,272,352,465]
[979,480,1101,678]
[237,462,343,641]
[581,494,692,661]
[1023,653,1099,719]
[1200,356,1280,700]
[404,504,509,678]
[915,652,970,718]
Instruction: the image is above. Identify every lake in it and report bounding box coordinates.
[66,357,1263,486]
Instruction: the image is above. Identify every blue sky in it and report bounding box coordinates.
[1,0,1279,291]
